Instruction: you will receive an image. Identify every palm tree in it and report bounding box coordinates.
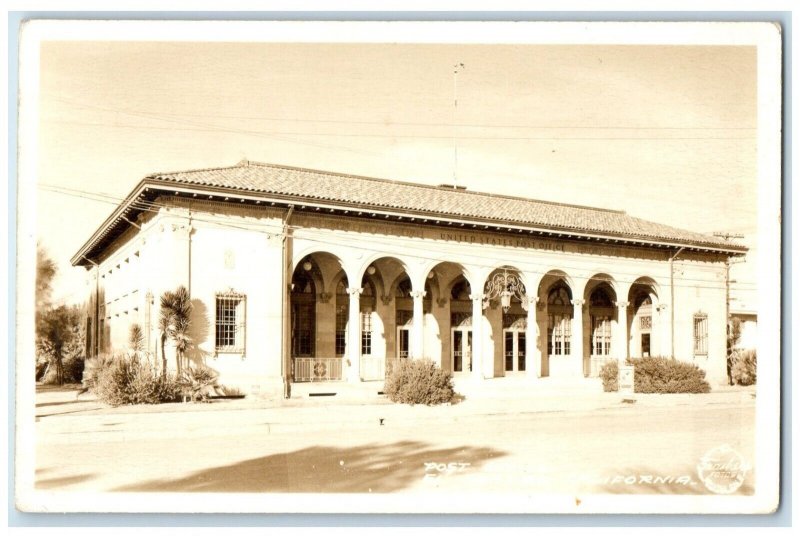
[159,286,193,377]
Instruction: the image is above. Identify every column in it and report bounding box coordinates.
[410,290,426,359]
[658,303,669,358]
[571,299,585,377]
[525,295,540,378]
[470,293,484,379]
[615,301,630,362]
[346,287,362,383]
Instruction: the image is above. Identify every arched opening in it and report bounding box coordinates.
[628,278,660,358]
[546,281,573,358]
[290,267,316,358]
[484,267,528,375]
[448,275,473,374]
[357,256,410,380]
[290,252,346,382]
[587,283,617,376]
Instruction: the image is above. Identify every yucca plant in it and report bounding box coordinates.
[159,286,193,377]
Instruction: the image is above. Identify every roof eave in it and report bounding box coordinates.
[70,179,150,267]
[73,179,749,266]
[143,180,750,256]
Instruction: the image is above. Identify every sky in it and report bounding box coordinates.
[32,40,758,307]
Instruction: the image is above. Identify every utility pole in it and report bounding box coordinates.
[713,232,745,384]
[668,247,685,360]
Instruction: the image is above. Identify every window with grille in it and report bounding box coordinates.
[693,313,708,356]
[361,309,372,355]
[215,292,246,354]
[335,304,347,356]
[548,314,571,356]
[592,316,612,356]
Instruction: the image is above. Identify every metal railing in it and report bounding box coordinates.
[360,356,385,381]
[292,357,344,382]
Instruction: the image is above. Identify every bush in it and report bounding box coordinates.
[599,360,619,392]
[40,354,84,385]
[92,353,182,406]
[731,349,756,386]
[628,356,711,394]
[383,358,455,405]
[180,365,220,402]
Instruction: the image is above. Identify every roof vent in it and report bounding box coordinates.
[438,184,467,191]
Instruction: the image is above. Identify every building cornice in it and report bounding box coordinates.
[71,179,748,267]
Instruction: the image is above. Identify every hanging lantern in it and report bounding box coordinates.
[501,289,512,312]
[302,260,313,271]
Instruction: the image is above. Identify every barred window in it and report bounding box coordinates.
[361,309,372,355]
[640,315,652,330]
[693,313,708,356]
[215,292,246,354]
[335,304,347,356]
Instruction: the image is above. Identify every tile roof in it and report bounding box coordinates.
[146,160,744,252]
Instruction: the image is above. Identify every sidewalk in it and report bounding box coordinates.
[35,379,757,437]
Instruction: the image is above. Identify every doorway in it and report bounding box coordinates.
[503,329,526,373]
[452,328,472,373]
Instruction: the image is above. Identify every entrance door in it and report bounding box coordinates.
[397,327,410,359]
[504,330,527,372]
[452,328,472,373]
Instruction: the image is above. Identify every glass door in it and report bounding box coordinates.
[503,330,527,372]
[397,327,410,359]
[452,328,472,373]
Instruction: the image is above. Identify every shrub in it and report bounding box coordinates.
[180,365,220,402]
[599,360,619,392]
[383,358,455,405]
[92,352,182,406]
[40,354,84,385]
[731,349,757,386]
[628,356,711,394]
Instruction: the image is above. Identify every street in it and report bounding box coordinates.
[33,394,756,496]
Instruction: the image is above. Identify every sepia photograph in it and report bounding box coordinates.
[14,20,782,515]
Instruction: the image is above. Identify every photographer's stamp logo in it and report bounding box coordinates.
[697,444,751,494]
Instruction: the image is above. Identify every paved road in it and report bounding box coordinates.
[34,400,755,496]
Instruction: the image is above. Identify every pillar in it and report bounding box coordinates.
[346,287,362,382]
[571,299,585,377]
[410,290,426,359]
[525,295,540,378]
[470,293,484,379]
[615,300,630,362]
[658,303,669,358]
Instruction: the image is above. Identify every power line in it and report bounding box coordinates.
[42,118,755,142]
[45,94,757,131]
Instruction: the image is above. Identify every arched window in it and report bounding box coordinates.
[547,283,572,356]
[590,286,613,357]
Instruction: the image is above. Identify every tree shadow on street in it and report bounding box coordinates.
[114,440,505,493]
